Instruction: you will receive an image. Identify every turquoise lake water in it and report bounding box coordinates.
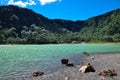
[0,44,120,78]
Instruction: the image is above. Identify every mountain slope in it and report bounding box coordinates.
[0,5,84,34]
[80,8,120,36]
[0,5,120,44]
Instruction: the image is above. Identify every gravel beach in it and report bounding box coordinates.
[1,52,120,80]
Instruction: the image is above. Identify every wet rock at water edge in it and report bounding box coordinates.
[32,71,44,77]
[66,63,74,67]
[61,59,69,64]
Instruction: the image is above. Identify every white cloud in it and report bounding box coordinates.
[39,0,61,5]
[8,0,36,7]
[28,0,36,5]
[7,0,62,7]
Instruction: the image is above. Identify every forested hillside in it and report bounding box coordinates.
[0,5,120,44]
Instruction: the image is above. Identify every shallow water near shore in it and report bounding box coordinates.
[0,44,120,79]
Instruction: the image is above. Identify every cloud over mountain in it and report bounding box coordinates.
[7,0,62,7]
[8,0,36,7]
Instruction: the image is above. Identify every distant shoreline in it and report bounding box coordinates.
[0,42,120,45]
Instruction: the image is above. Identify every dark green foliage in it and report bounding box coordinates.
[0,5,120,44]
[82,52,90,56]
[0,30,5,44]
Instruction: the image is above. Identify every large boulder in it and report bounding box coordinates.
[32,71,44,77]
[61,59,69,64]
[79,63,95,73]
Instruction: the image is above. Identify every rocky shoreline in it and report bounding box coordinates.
[1,52,120,80]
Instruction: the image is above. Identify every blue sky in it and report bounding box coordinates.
[0,0,120,21]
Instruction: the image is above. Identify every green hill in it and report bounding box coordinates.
[0,5,120,44]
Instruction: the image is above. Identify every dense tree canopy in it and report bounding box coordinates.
[0,5,120,44]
